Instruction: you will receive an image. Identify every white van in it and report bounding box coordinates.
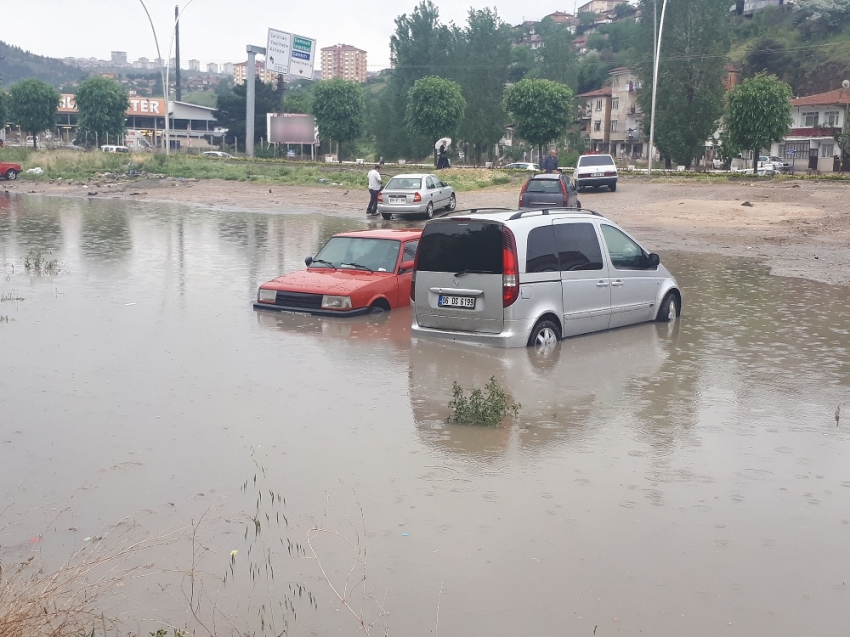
[411,208,681,349]
[100,145,130,153]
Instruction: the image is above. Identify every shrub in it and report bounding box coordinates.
[448,376,520,426]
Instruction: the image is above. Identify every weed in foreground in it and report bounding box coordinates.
[1,291,24,302]
[448,376,520,426]
[24,250,61,275]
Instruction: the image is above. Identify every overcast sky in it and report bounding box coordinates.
[6,0,588,71]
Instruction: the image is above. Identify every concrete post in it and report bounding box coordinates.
[245,44,266,158]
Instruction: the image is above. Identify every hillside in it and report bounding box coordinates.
[0,41,88,87]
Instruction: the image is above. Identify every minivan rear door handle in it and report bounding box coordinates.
[596,280,609,288]
[611,280,624,287]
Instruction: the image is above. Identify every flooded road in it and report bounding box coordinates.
[1,194,849,636]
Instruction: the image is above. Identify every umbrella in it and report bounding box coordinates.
[434,137,452,150]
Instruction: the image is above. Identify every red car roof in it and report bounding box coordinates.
[335,228,423,240]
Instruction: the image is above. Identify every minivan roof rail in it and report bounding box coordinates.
[508,207,602,220]
[436,207,513,218]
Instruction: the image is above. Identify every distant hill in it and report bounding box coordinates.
[0,41,88,88]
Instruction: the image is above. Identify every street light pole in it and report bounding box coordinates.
[647,0,669,175]
[138,0,197,155]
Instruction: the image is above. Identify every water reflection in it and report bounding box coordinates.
[2,194,850,637]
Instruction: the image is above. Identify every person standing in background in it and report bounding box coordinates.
[366,164,382,216]
[542,148,559,173]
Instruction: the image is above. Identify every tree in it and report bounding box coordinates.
[282,86,313,114]
[503,78,574,160]
[455,8,512,164]
[311,79,365,159]
[0,90,8,129]
[406,76,466,164]
[725,72,793,166]
[378,0,454,159]
[74,77,130,147]
[214,78,281,152]
[8,79,60,149]
[636,0,732,167]
[533,19,579,88]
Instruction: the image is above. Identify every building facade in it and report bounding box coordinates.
[233,60,279,85]
[320,44,368,83]
[771,88,850,172]
[188,59,201,72]
[579,68,646,158]
[579,86,612,153]
[577,0,628,14]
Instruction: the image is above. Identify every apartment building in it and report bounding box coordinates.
[579,68,646,159]
[188,59,201,72]
[577,0,628,14]
[207,63,219,74]
[320,44,368,83]
[233,60,279,85]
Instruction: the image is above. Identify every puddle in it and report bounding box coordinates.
[1,195,849,636]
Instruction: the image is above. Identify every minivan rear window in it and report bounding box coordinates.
[577,155,614,167]
[417,222,503,274]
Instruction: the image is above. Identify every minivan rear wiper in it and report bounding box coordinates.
[454,269,495,277]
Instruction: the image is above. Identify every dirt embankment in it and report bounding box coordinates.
[6,175,850,286]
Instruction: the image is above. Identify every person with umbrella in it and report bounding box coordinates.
[435,137,451,170]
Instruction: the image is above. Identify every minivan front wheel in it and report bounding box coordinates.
[528,319,561,350]
[656,292,679,322]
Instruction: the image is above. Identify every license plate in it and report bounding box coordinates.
[439,295,475,309]
[389,197,405,204]
[592,172,604,177]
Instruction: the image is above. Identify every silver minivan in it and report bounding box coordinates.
[410,208,681,348]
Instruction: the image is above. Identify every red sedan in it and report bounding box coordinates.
[254,229,422,316]
[1,162,22,180]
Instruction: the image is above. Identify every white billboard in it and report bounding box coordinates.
[289,34,317,78]
[266,29,292,75]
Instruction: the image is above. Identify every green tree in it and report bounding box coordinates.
[8,79,60,149]
[406,76,466,164]
[311,79,365,160]
[0,90,8,128]
[74,77,129,147]
[378,0,454,159]
[455,8,512,164]
[503,78,574,159]
[282,86,313,114]
[725,72,793,166]
[533,19,579,88]
[636,0,732,167]
[214,78,281,152]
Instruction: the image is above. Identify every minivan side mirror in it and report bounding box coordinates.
[305,256,314,266]
[646,253,660,268]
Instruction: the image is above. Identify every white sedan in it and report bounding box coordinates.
[504,162,540,171]
[377,173,457,220]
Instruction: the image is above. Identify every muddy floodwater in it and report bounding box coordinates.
[1,195,849,636]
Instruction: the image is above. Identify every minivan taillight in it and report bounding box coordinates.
[502,227,519,307]
[518,180,529,207]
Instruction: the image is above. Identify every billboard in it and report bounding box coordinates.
[289,35,317,78]
[267,113,317,144]
[266,29,292,75]
[58,94,166,116]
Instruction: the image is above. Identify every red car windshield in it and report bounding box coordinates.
[312,237,401,272]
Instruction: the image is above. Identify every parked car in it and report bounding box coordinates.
[202,151,233,158]
[760,155,789,172]
[1,161,22,180]
[574,154,618,191]
[101,145,129,153]
[518,173,581,210]
[254,229,422,316]
[377,173,456,220]
[411,208,680,348]
[504,162,540,171]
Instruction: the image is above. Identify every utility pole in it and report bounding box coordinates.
[174,5,182,101]
[245,44,266,158]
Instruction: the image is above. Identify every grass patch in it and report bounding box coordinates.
[448,376,520,426]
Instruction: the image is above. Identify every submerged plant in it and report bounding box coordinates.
[448,376,520,426]
[24,250,61,275]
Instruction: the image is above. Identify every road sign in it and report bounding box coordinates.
[289,35,317,78]
[786,149,795,156]
[266,29,292,75]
